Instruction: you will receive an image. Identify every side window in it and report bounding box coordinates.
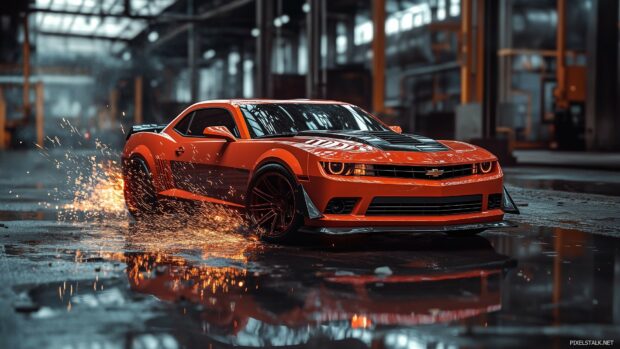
[187,108,240,137]
[173,111,194,135]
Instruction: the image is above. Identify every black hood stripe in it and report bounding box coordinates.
[298,130,449,152]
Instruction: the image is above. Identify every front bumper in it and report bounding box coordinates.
[298,220,517,235]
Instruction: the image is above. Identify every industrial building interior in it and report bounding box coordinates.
[0,0,619,348]
[2,0,617,154]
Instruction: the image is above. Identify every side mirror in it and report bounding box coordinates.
[202,126,237,142]
[389,125,402,134]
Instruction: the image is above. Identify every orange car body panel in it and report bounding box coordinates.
[122,99,505,229]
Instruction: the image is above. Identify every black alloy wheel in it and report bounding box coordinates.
[246,164,303,243]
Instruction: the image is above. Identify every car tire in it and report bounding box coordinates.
[124,156,158,219]
[246,163,304,244]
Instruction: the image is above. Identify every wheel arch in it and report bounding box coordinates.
[122,145,157,182]
[124,145,156,177]
[248,152,322,220]
[251,148,305,181]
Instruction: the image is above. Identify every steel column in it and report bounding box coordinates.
[460,0,473,103]
[475,0,485,104]
[256,0,273,98]
[554,0,568,110]
[481,0,498,139]
[585,0,619,150]
[306,0,326,98]
[22,15,30,121]
[134,76,143,125]
[372,0,386,113]
[498,0,513,102]
[460,0,484,104]
[188,0,199,101]
[0,88,5,150]
[35,82,44,148]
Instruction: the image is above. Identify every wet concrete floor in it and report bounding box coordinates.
[0,150,619,349]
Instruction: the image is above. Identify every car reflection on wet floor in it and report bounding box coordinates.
[21,229,513,348]
[122,236,508,330]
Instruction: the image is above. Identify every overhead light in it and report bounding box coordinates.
[302,3,310,13]
[281,14,290,24]
[122,51,131,61]
[251,28,260,37]
[273,17,282,27]
[147,31,159,42]
[203,49,216,60]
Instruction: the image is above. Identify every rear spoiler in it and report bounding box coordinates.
[126,124,166,140]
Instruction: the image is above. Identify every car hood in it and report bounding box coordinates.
[277,130,497,165]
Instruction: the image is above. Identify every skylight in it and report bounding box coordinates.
[34,0,175,40]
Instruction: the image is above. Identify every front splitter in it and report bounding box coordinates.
[298,220,517,235]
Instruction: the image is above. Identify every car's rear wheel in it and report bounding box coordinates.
[246,164,303,243]
[124,157,158,219]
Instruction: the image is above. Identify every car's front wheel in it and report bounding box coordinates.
[246,164,303,243]
[124,156,158,219]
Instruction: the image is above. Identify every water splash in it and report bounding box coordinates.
[63,160,126,220]
[37,118,247,239]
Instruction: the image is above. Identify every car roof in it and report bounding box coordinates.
[189,99,349,108]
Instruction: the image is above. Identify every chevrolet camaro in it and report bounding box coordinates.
[122,99,518,242]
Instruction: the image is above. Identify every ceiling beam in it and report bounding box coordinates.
[28,7,154,20]
[37,30,131,42]
[29,0,254,23]
[147,0,254,49]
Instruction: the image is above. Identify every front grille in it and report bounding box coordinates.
[324,198,358,214]
[488,193,502,210]
[368,164,474,180]
[366,195,483,216]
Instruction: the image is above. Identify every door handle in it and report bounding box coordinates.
[175,146,185,156]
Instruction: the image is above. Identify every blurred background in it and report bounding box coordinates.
[0,0,618,164]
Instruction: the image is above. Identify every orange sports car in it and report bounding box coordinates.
[122,99,518,242]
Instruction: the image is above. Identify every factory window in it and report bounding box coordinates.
[450,0,461,17]
[187,108,240,137]
[243,60,254,98]
[437,0,447,20]
[386,17,400,35]
[228,52,241,75]
[336,20,348,65]
[354,21,373,45]
[355,3,432,44]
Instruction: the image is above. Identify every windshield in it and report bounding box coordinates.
[239,103,388,138]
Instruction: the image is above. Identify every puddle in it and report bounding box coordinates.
[0,210,56,221]
[505,177,620,197]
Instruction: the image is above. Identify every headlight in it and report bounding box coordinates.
[478,161,494,174]
[321,162,368,176]
[327,162,345,175]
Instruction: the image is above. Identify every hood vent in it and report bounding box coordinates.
[299,130,449,152]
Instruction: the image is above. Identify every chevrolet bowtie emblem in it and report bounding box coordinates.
[426,168,444,177]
